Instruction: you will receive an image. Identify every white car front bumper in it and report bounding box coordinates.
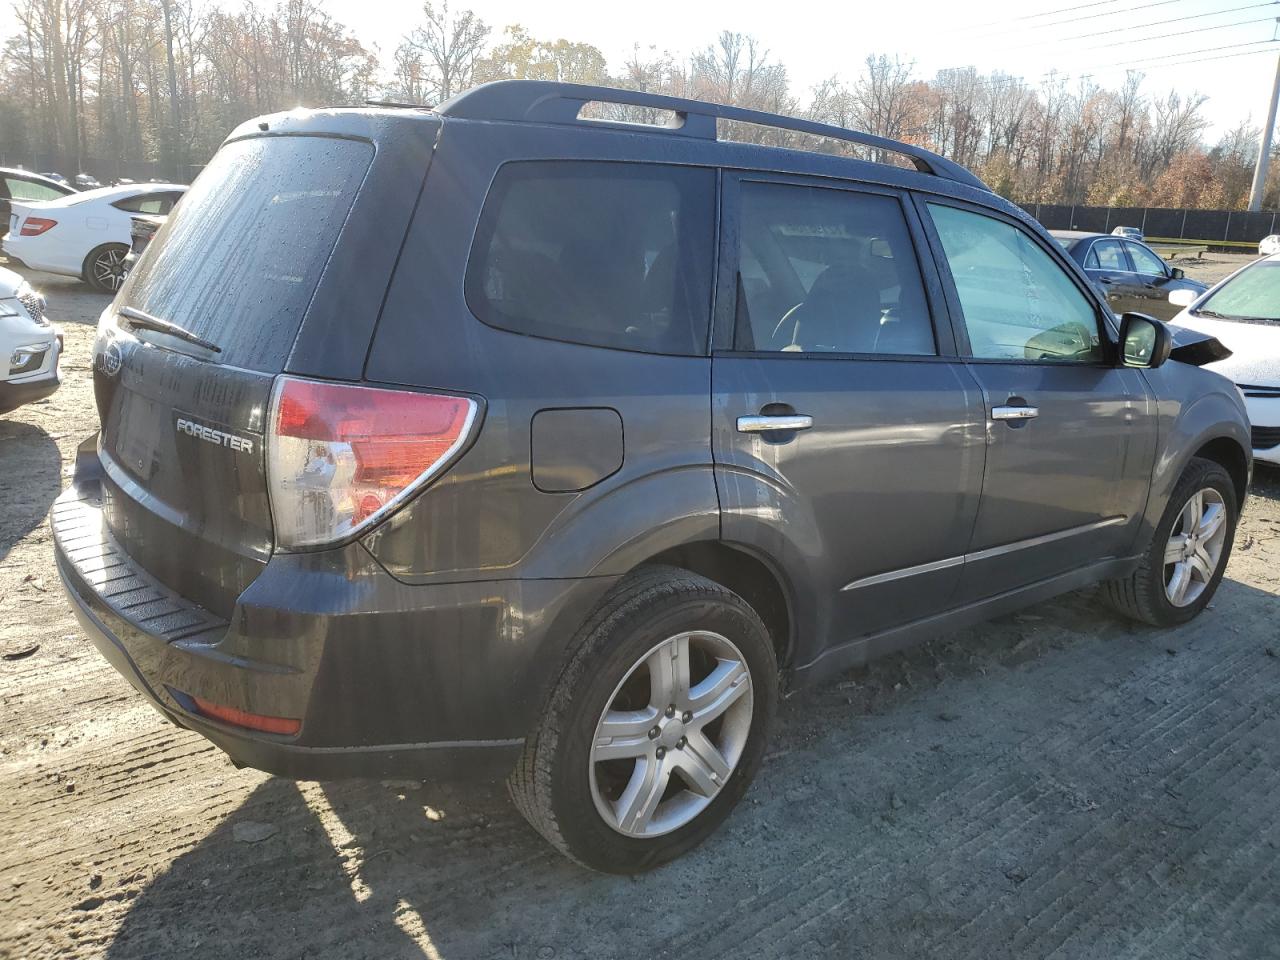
[1243,391,1280,466]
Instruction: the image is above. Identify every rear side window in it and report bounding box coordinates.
[113,193,179,215]
[466,161,716,355]
[119,136,373,370]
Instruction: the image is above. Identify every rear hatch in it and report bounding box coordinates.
[92,115,439,617]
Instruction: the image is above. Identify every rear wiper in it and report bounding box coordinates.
[119,306,221,353]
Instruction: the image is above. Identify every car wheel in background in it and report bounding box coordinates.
[509,565,777,873]
[83,243,129,293]
[1104,457,1238,626]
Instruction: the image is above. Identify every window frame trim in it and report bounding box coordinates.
[914,193,1120,368]
[711,170,960,360]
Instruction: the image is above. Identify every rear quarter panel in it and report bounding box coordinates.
[361,118,721,585]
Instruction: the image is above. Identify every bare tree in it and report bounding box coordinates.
[399,2,488,103]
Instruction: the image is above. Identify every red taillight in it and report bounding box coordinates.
[267,376,479,548]
[19,217,57,237]
[191,696,301,736]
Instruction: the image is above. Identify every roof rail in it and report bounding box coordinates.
[436,80,989,192]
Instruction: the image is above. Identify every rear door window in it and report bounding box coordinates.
[732,181,936,355]
[466,161,716,355]
[119,136,373,371]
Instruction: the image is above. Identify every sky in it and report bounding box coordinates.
[325,0,1278,142]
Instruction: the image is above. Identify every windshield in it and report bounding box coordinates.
[1196,261,1280,323]
[117,135,373,370]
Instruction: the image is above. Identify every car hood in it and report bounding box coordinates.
[0,265,23,299]
[1171,312,1280,386]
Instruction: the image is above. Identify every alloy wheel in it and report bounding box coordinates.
[1164,486,1228,607]
[93,248,126,291]
[589,631,753,838]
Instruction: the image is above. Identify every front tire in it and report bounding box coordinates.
[83,243,129,293]
[1104,457,1237,626]
[509,566,778,873]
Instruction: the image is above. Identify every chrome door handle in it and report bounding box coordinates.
[991,405,1039,421]
[737,414,814,433]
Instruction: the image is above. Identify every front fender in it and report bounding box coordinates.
[1139,366,1251,546]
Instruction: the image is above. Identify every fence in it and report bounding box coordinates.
[1020,203,1279,249]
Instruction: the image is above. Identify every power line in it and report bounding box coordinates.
[1063,2,1277,43]
[953,0,1185,39]
[996,3,1277,51]
[936,39,1279,92]
[962,0,1122,30]
[1091,14,1280,49]
[1115,36,1279,67]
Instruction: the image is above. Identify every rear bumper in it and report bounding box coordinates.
[51,455,615,781]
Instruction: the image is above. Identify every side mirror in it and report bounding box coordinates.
[1168,288,1198,308]
[1119,313,1173,369]
[1170,267,1185,280]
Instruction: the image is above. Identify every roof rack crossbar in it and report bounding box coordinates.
[436,81,988,191]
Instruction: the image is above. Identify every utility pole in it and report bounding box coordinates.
[1248,50,1280,211]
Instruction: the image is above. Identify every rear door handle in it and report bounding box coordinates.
[737,414,814,433]
[991,405,1039,421]
[1097,277,1114,284]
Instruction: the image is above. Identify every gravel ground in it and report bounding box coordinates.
[2,256,1278,960]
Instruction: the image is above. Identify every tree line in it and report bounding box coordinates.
[1,0,1273,209]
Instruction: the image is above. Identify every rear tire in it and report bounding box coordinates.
[1104,457,1237,626]
[83,243,129,293]
[509,565,777,873]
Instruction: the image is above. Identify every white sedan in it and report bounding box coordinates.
[0,265,60,415]
[3,183,185,292]
[1260,235,1280,256]
[1170,254,1280,466]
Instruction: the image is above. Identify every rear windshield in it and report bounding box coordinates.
[118,135,374,370]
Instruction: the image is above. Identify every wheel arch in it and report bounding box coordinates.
[638,540,795,671]
[1192,435,1249,508]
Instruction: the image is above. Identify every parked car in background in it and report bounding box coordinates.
[122,213,165,276]
[3,182,186,292]
[1258,234,1280,256]
[39,172,69,186]
[1053,230,1207,321]
[74,173,102,190]
[1169,254,1280,466]
[0,264,60,415]
[1112,225,1143,241]
[52,81,1250,874]
[0,168,76,239]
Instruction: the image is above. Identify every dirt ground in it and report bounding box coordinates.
[2,254,1278,960]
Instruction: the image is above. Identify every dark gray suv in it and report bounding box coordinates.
[52,81,1251,873]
